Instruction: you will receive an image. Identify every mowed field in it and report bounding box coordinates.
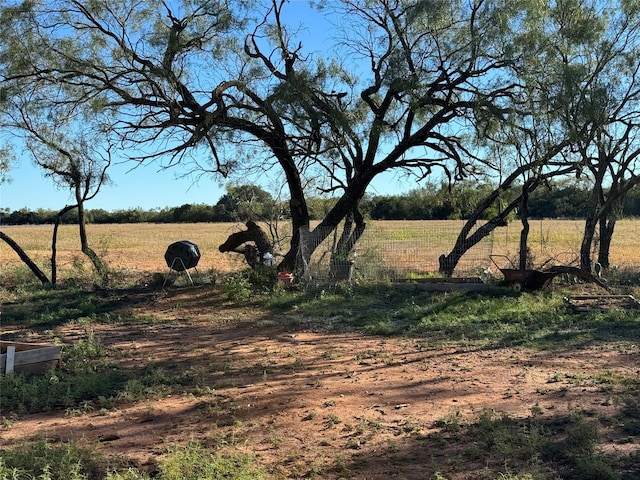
[1,219,639,280]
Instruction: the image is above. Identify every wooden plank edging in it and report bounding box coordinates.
[0,342,61,375]
[5,346,15,374]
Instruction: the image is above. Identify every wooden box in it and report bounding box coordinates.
[0,341,61,375]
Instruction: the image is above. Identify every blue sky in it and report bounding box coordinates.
[0,1,418,213]
[0,158,228,212]
[0,153,416,212]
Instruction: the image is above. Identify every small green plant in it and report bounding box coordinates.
[246,266,278,293]
[0,438,107,480]
[332,454,350,477]
[0,439,268,480]
[62,328,107,372]
[355,417,383,435]
[324,413,341,428]
[290,357,304,370]
[323,348,339,360]
[1,414,17,429]
[222,273,252,302]
[434,409,462,432]
[302,410,317,421]
[401,418,421,433]
[529,403,544,418]
[345,437,361,449]
[155,441,267,480]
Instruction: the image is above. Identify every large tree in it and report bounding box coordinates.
[555,3,640,272]
[440,0,640,275]
[1,0,530,270]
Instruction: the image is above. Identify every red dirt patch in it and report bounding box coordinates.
[2,284,639,479]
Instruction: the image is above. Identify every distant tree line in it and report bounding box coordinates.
[2,182,640,226]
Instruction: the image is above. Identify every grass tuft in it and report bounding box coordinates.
[0,440,267,480]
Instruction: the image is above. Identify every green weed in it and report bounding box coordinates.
[0,439,108,480]
[149,441,267,480]
[0,440,268,480]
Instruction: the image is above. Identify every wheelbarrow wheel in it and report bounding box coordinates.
[512,281,523,293]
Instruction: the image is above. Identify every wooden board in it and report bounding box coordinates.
[396,277,483,284]
[394,278,489,291]
[0,341,61,375]
[563,295,640,313]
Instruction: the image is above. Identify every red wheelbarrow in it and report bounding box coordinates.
[490,256,556,292]
[490,255,610,292]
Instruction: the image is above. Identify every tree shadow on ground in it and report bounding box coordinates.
[332,409,640,480]
[278,284,640,350]
[2,281,640,479]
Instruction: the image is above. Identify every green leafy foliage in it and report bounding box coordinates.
[0,439,106,480]
[0,441,267,480]
[153,442,267,480]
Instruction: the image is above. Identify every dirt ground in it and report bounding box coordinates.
[2,284,640,479]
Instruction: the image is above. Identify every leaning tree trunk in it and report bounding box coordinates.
[297,176,372,270]
[333,207,366,260]
[0,230,50,284]
[439,189,527,277]
[438,147,575,276]
[329,207,366,278]
[77,199,107,280]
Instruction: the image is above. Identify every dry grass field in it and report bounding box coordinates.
[1,219,639,282]
[0,222,248,280]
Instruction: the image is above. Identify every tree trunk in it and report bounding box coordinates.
[439,214,511,277]
[52,204,77,285]
[0,230,50,284]
[225,117,311,271]
[271,148,310,271]
[51,220,59,285]
[438,160,576,277]
[518,184,530,270]
[439,188,525,277]
[296,175,372,270]
[333,207,366,260]
[597,210,619,270]
[580,180,604,273]
[597,218,612,270]
[77,199,107,279]
[328,207,366,278]
[280,194,309,270]
[580,215,598,273]
[581,174,637,272]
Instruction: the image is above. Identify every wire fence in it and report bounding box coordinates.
[299,220,494,284]
[297,218,640,285]
[491,218,640,271]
